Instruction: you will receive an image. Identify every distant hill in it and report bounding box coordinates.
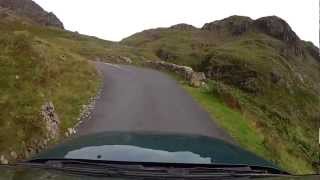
[122,15,320,173]
[0,0,64,29]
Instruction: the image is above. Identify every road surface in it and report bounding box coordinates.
[77,62,235,144]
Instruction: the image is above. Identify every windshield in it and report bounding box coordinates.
[0,0,319,179]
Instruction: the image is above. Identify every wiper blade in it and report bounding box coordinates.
[18,159,290,178]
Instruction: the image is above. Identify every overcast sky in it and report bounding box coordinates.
[34,0,319,46]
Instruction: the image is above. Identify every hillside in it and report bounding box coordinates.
[0,1,115,163]
[0,0,319,174]
[0,0,64,29]
[122,16,320,173]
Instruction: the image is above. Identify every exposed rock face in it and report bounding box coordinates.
[0,0,64,29]
[202,15,304,56]
[202,15,253,36]
[253,16,299,42]
[200,59,260,93]
[202,15,301,45]
[40,101,60,140]
[170,23,197,31]
[304,41,320,62]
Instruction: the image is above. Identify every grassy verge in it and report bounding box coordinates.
[181,81,315,174]
[0,30,101,161]
[183,85,268,156]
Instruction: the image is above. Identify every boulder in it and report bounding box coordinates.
[120,56,133,64]
[189,72,206,87]
[10,151,17,159]
[0,155,8,164]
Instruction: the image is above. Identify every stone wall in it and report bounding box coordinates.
[144,60,206,87]
[95,56,133,64]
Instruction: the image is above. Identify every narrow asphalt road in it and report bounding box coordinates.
[77,62,235,144]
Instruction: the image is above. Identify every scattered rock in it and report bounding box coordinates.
[66,128,76,137]
[72,83,103,135]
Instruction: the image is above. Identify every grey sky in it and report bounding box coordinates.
[34,0,319,46]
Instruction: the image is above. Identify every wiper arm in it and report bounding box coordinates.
[18,159,290,178]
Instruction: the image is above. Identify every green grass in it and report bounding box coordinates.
[0,26,101,161]
[183,84,269,159]
[182,81,316,174]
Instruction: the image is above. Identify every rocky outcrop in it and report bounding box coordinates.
[202,15,253,36]
[41,101,60,140]
[170,23,197,31]
[254,16,304,56]
[253,16,299,42]
[7,101,61,162]
[202,15,300,43]
[145,60,206,87]
[200,59,260,93]
[304,41,320,62]
[0,0,64,29]
[202,15,304,56]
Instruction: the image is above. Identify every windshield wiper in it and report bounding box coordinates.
[16,159,290,179]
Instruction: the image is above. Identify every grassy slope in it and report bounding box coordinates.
[0,15,109,160]
[0,10,156,161]
[200,34,320,173]
[122,25,320,174]
[183,82,315,174]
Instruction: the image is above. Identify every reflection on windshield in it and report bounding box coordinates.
[65,145,212,164]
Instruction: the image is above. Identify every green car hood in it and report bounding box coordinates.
[33,131,279,170]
